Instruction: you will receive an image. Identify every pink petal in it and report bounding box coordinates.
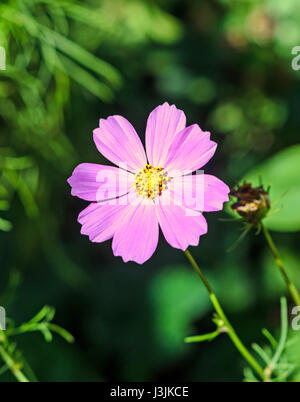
[112,196,159,264]
[67,163,134,201]
[78,201,127,243]
[93,115,147,172]
[201,174,230,211]
[156,192,208,250]
[164,124,217,176]
[145,102,186,167]
[167,174,230,212]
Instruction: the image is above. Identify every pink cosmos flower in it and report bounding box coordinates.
[67,102,229,264]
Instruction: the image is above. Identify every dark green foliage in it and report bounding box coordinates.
[1,0,300,381]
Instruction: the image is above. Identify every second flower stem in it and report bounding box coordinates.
[184,249,265,381]
[261,223,300,307]
[261,223,300,306]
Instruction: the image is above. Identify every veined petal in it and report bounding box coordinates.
[93,115,147,172]
[145,102,186,167]
[78,201,127,243]
[201,174,230,211]
[164,124,217,176]
[112,195,159,264]
[167,174,230,212]
[67,163,134,201]
[156,192,208,250]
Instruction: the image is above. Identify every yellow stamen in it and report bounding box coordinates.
[134,164,170,200]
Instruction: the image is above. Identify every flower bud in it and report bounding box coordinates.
[230,182,270,225]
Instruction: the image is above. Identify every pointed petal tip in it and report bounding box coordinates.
[67,175,72,186]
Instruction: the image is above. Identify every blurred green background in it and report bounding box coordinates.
[1,0,300,381]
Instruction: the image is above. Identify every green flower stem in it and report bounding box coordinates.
[0,331,29,382]
[185,330,220,343]
[184,249,265,381]
[261,223,300,307]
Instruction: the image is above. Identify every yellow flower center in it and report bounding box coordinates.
[134,164,170,200]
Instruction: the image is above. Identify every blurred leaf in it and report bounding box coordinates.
[0,156,33,170]
[58,54,114,101]
[38,25,122,88]
[0,201,9,211]
[149,265,210,356]
[214,263,255,312]
[147,5,182,44]
[243,145,300,231]
[211,102,244,133]
[0,217,12,232]
[262,247,300,298]
[187,77,216,105]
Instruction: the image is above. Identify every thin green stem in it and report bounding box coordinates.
[265,297,288,380]
[0,329,30,382]
[185,330,220,343]
[0,343,29,382]
[184,249,265,381]
[261,223,300,306]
